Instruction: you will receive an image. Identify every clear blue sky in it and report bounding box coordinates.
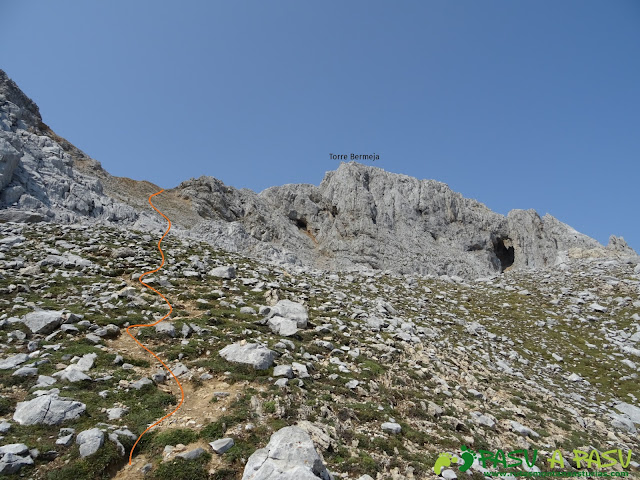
[1,1,638,251]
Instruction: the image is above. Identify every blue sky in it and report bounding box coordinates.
[1,1,638,250]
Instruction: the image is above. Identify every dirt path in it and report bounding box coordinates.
[107,329,245,478]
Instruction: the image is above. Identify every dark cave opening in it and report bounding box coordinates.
[493,237,514,272]
[294,217,308,230]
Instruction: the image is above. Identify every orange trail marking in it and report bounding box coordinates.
[126,189,184,465]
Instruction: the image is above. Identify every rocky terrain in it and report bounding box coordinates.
[1,69,639,479]
[1,69,636,280]
[0,220,639,479]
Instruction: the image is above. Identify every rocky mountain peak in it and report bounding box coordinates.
[0,69,637,277]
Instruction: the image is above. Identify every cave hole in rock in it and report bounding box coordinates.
[294,217,308,230]
[493,237,514,272]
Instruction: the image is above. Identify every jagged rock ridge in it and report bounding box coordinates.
[177,163,636,277]
[0,69,636,277]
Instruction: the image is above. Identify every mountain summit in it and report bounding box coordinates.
[0,69,636,277]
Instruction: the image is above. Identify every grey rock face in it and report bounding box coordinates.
[0,136,20,192]
[76,428,104,457]
[219,343,275,370]
[75,353,96,372]
[0,69,138,224]
[131,377,153,390]
[13,394,86,425]
[181,162,633,278]
[56,434,74,447]
[11,366,37,377]
[242,426,330,480]
[106,407,128,420]
[610,413,637,434]
[607,235,636,255]
[470,411,496,430]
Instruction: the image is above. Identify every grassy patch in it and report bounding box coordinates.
[150,452,212,480]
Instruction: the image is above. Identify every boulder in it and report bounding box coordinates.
[209,438,234,454]
[267,316,299,337]
[219,343,275,370]
[0,353,29,370]
[21,310,63,334]
[271,300,308,328]
[75,353,96,371]
[106,407,128,420]
[155,322,176,337]
[131,377,153,390]
[0,444,29,455]
[13,394,86,425]
[0,452,34,475]
[381,422,402,434]
[76,428,104,457]
[242,426,330,480]
[177,447,205,460]
[12,366,38,377]
[57,368,91,383]
[614,402,640,425]
[273,365,294,378]
[510,420,539,438]
[209,266,236,279]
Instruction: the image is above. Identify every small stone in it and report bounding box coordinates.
[155,322,176,337]
[209,437,234,454]
[106,407,128,420]
[177,447,205,460]
[131,377,153,390]
[56,434,74,447]
[275,378,289,387]
[273,365,294,378]
[567,373,582,382]
[442,468,458,480]
[381,422,402,434]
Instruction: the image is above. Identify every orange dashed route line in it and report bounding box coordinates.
[126,189,184,465]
